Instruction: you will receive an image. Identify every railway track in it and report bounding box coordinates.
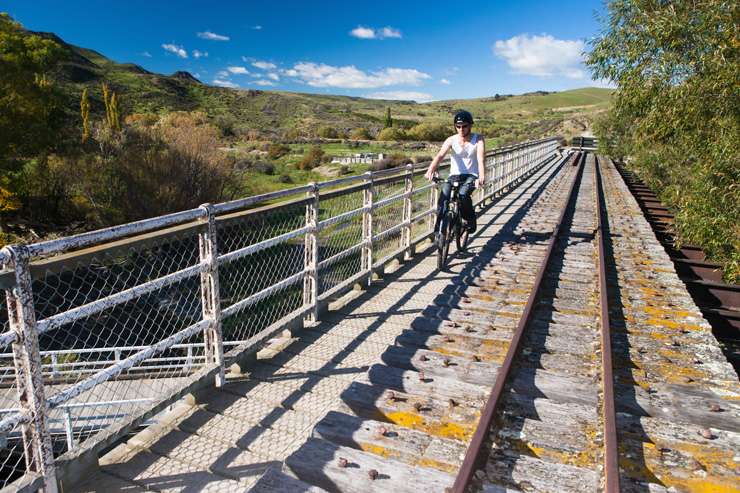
[73,152,738,493]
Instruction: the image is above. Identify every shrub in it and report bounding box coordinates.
[267,143,290,160]
[406,122,448,142]
[370,153,412,171]
[317,126,338,139]
[376,127,407,141]
[297,146,324,170]
[252,161,275,175]
[349,127,372,140]
[279,174,293,183]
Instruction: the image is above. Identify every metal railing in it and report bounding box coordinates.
[0,137,559,492]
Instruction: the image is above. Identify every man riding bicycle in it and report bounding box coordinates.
[424,110,486,245]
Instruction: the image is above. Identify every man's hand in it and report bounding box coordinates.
[475,176,485,188]
[425,167,436,182]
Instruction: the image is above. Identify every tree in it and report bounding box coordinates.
[586,0,740,282]
[102,83,121,132]
[0,13,64,163]
[297,146,324,170]
[384,107,393,128]
[349,127,371,140]
[80,88,91,142]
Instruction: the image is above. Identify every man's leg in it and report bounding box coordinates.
[459,176,477,232]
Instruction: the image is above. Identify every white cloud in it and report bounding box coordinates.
[197,31,230,41]
[379,27,401,39]
[227,66,250,75]
[192,50,208,59]
[440,78,451,85]
[286,62,430,88]
[252,25,262,30]
[350,26,376,39]
[253,79,276,86]
[141,51,152,58]
[350,26,402,40]
[252,61,277,70]
[212,79,239,88]
[267,72,280,81]
[162,44,187,58]
[493,34,585,79]
[366,91,433,102]
[216,70,230,78]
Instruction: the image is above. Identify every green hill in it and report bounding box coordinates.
[37,29,612,141]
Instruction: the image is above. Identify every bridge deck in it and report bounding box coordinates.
[70,156,739,493]
[71,154,563,493]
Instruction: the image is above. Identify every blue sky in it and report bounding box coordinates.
[4,0,611,101]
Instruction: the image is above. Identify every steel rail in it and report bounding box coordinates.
[451,150,584,492]
[595,155,621,492]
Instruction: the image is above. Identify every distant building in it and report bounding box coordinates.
[331,153,384,165]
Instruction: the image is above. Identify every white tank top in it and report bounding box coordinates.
[449,133,479,176]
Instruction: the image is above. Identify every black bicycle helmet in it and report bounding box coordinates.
[453,110,474,125]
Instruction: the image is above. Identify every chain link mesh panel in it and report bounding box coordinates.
[217,200,307,344]
[317,187,366,295]
[28,226,204,456]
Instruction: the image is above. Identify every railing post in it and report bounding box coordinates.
[197,204,225,388]
[402,164,414,258]
[361,172,374,285]
[63,407,74,452]
[303,183,319,322]
[4,245,58,493]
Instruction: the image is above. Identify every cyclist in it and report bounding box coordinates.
[424,110,486,244]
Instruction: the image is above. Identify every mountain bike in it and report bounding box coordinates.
[433,176,473,269]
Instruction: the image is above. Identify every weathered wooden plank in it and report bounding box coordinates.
[312,410,466,473]
[285,438,454,493]
[378,347,498,387]
[482,449,599,493]
[366,363,489,402]
[247,468,329,493]
[339,381,481,442]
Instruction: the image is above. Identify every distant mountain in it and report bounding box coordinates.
[34,29,613,139]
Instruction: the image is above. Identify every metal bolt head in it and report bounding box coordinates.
[448,398,458,409]
[444,335,454,343]
[419,354,428,362]
[418,371,426,381]
[377,426,388,437]
[462,298,471,304]
[368,469,379,480]
[708,403,722,413]
[386,391,396,402]
[413,402,423,412]
[338,457,348,468]
[465,326,475,333]
[472,354,481,362]
[699,428,715,440]
[443,358,451,367]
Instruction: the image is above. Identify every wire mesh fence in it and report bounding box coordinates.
[0,137,559,491]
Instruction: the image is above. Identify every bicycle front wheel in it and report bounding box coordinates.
[437,217,450,269]
[456,220,470,252]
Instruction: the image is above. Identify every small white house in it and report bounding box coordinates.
[331,153,384,165]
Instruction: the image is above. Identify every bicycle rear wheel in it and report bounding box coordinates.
[456,221,470,252]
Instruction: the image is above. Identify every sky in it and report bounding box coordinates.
[4,0,612,102]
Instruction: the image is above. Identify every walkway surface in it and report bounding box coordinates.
[71,155,566,492]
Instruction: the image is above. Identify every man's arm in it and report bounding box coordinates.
[425,137,452,181]
[476,136,486,187]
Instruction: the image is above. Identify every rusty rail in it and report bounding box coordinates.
[595,155,620,492]
[450,150,586,492]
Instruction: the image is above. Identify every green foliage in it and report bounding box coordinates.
[297,146,324,170]
[267,143,290,160]
[376,127,407,141]
[384,107,393,128]
[80,88,91,142]
[406,122,449,142]
[0,13,64,163]
[349,127,372,140]
[102,83,121,132]
[317,126,338,139]
[371,153,412,171]
[587,0,740,282]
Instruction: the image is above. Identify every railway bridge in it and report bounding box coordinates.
[0,138,737,493]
